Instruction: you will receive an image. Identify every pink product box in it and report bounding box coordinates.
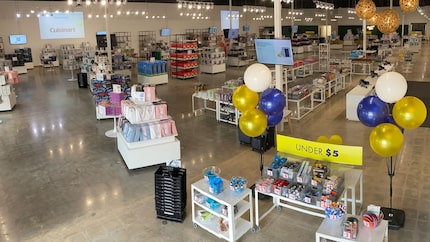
[149,123,162,139]
[155,103,168,119]
[105,104,122,116]
[144,86,156,102]
[109,92,124,104]
[7,71,19,84]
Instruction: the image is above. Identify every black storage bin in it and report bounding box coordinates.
[251,127,275,152]
[77,73,88,88]
[154,165,187,222]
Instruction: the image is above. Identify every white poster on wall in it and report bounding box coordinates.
[38,12,85,39]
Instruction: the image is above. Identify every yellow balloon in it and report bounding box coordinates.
[316,136,329,143]
[369,123,404,157]
[393,96,427,130]
[239,109,267,137]
[232,85,259,113]
[329,135,343,145]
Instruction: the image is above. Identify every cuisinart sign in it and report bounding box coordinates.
[39,12,85,39]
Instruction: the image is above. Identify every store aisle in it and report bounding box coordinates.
[0,44,429,242]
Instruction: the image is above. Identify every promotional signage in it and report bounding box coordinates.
[277,135,363,166]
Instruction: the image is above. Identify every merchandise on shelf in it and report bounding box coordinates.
[287,84,313,100]
[255,155,345,208]
[137,61,167,76]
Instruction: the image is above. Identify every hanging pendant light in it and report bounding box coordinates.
[399,0,419,12]
[377,9,400,34]
[367,12,379,25]
[355,0,376,20]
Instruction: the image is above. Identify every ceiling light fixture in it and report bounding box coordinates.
[243,5,266,13]
[177,1,214,10]
[313,0,334,10]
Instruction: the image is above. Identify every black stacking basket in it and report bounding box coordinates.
[154,165,187,222]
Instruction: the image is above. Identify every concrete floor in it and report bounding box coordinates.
[0,43,429,242]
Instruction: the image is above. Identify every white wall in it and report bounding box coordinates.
[0,1,428,65]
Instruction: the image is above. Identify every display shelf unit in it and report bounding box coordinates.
[117,95,180,169]
[14,48,33,69]
[170,35,199,79]
[114,32,132,49]
[0,73,17,111]
[227,42,249,67]
[199,47,226,74]
[137,74,168,85]
[295,62,315,78]
[138,31,156,60]
[191,178,254,242]
[351,59,373,76]
[288,91,315,120]
[217,101,239,125]
[318,43,329,72]
[41,45,59,67]
[60,45,83,70]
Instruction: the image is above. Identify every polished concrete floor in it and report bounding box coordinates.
[0,43,429,242]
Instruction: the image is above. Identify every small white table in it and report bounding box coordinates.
[315,215,388,242]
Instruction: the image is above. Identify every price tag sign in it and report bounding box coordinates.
[311,180,318,187]
[267,169,273,177]
[304,197,311,204]
[289,194,296,200]
[274,188,281,195]
[276,135,363,166]
[282,173,289,179]
[327,184,334,190]
[297,176,303,183]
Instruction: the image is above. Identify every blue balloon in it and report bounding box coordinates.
[259,88,286,115]
[267,112,284,127]
[357,96,390,127]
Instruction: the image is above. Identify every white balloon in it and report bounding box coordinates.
[375,72,408,103]
[244,63,272,92]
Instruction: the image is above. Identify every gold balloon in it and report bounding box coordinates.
[400,0,419,12]
[329,135,343,145]
[393,96,428,130]
[367,13,379,26]
[232,85,259,113]
[369,123,404,157]
[316,136,329,143]
[377,9,400,34]
[239,108,267,137]
[356,0,376,20]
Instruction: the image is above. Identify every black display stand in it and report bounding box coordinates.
[381,156,405,230]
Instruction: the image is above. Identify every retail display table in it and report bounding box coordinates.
[346,77,377,121]
[255,168,363,228]
[315,215,388,242]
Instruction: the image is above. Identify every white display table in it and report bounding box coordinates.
[117,133,180,169]
[346,77,377,121]
[137,74,168,85]
[200,63,226,74]
[0,94,16,111]
[315,215,388,242]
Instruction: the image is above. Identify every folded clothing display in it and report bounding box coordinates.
[121,100,168,124]
[120,119,178,143]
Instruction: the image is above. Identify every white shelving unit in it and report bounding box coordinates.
[117,98,181,169]
[318,43,329,72]
[191,178,254,242]
[117,133,180,169]
[199,47,226,74]
[217,101,239,125]
[288,91,314,120]
[0,73,17,111]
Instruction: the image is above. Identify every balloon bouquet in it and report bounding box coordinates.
[232,63,286,177]
[233,63,287,138]
[356,71,427,228]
